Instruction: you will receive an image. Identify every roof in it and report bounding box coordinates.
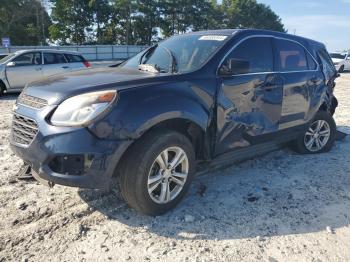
[13,49,81,55]
[186,29,325,47]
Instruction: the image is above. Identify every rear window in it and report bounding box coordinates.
[65,54,85,63]
[44,53,67,64]
[274,39,308,72]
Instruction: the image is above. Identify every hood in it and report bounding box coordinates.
[23,67,171,105]
[331,58,344,63]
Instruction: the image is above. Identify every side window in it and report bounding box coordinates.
[274,39,308,72]
[65,54,85,63]
[43,53,67,65]
[12,52,42,66]
[220,37,273,75]
[306,52,317,70]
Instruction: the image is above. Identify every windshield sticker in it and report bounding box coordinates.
[199,35,228,41]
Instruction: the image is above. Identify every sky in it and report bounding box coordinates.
[255,0,350,51]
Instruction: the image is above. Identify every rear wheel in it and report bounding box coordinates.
[0,82,5,96]
[118,129,195,216]
[291,111,336,154]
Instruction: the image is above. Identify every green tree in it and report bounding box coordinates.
[49,0,94,44]
[0,0,51,45]
[221,0,285,32]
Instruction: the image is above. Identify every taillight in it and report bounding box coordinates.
[83,61,91,68]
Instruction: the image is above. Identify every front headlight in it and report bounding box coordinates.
[50,90,117,127]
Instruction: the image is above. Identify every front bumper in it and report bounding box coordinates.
[10,104,132,189]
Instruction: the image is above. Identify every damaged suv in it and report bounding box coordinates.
[10,29,338,215]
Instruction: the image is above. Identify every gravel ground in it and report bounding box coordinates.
[0,74,350,262]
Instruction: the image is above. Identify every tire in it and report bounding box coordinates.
[339,65,345,73]
[0,82,5,97]
[291,111,336,154]
[118,129,196,216]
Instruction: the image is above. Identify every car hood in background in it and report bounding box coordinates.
[331,58,344,63]
[23,67,172,105]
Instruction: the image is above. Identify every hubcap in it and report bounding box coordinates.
[147,147,189,204]
[304,120,331,152]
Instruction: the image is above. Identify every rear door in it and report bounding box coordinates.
[5,52,43,89]
[274,38,319,129]
[42,52,71,77]
[215,37,283,155]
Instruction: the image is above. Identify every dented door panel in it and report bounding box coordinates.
[215,73,283,156]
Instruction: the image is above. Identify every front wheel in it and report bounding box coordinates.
[339,65,345,73]
[291,111,336,154]
[118,129,195,216]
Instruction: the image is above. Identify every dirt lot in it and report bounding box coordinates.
[0,74,350,262]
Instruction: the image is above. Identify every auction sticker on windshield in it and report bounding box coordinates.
[199,35,228,41]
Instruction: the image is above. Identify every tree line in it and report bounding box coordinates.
[0,0,285,46]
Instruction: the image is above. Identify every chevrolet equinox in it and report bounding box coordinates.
[10,29,339,215]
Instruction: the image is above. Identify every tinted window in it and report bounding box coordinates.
[306,52,317,70]
[220,37,273,75]
[44,53,67,64]
[274,39,308,72]
[12,52,42,66]
[65,54,85,63]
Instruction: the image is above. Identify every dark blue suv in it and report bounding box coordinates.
[10,29,338,215]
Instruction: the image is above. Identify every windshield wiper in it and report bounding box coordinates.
[163,47,178,73]
[138,63,160,73]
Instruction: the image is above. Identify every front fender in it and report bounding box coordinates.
[89,82,215,140]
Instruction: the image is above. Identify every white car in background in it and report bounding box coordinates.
[330,52,350,72]
[0,49,91,96]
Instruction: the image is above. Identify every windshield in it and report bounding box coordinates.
[330,53,346,59]
[0,53,15,64]
[122,34,229,73]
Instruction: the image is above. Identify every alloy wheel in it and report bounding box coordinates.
[304,120,331,152]
[147,146,189,204]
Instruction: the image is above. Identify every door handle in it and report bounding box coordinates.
[62,66,70,69]
[35,67,42,71]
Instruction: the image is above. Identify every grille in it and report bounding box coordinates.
[17,93,48,109]
[11,114,39,146]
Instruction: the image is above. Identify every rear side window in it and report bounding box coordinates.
[43,53,67,64]
[65,54,85,63]
[306,52,317,70]
[220,37,273,75]
[274,39,308,72]
[318,48,337,84]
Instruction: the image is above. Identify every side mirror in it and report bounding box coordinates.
[6,61,16,67]
[219,58,250,76]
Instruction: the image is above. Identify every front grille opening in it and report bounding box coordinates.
[49,155,85,176]
[11,114,38,146]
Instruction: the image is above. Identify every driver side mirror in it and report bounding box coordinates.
[219,58,250,76]
[6,61,16,67]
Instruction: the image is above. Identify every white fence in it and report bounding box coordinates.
[0,45,148,61]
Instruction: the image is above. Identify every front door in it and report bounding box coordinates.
[215,37,283,155]
[5,52,43,89]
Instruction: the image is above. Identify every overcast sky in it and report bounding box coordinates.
[255,0,350,51]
